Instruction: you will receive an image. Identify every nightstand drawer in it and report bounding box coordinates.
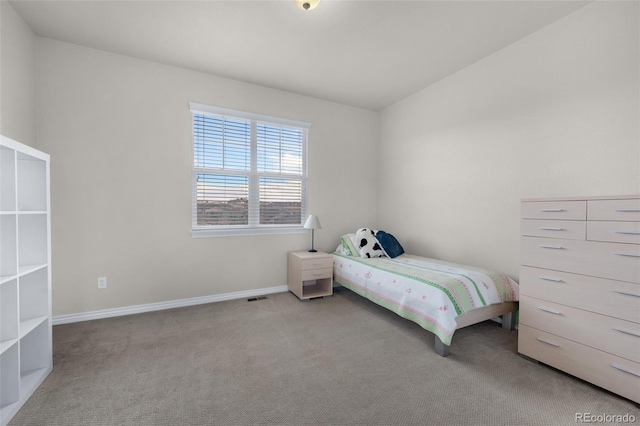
[521,200,586,220]
[301,257,333,270]
[520,296,640,363]
[301,267,332,281]
[518,325,640,403]
[588,199,640,221]
[521,219,586,240]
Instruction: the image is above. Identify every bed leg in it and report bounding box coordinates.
[502,312,515,331]
[434,336,450,357]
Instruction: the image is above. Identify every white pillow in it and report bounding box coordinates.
[355,228,385,258]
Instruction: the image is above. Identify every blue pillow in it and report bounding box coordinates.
[376,230,404,258]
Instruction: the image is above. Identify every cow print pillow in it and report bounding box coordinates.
[355,227,385,258]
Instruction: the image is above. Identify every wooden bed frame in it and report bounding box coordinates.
[434,301,518,357]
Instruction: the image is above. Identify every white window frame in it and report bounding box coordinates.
[190,102,311,238]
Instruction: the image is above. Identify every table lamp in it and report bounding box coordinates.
[303,214,321,252]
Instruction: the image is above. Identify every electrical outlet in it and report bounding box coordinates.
[98,277,107,289]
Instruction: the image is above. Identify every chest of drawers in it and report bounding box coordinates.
[518,195,640,403]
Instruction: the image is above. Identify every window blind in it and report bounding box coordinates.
[194,115,250,171]
[257,122,304,225]
[193,114,251,226]
[190,103,309,236]
[257,123,303,174]
[196,174,249,226]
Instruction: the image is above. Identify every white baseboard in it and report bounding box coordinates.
[52,285,289,326]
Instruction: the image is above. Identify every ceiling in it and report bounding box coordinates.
[9,0,591,111]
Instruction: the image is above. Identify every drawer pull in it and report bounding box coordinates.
[311,273,324,277]
[613,290,640,297]
[614,252,640,258]
[538,307,562,315]
[536,337,559,347]
[615,209,640,213]
[539,245,565,250]
[538,227,565,231]
[312,263,324,267]
[537,276,563,283]
[613,327,640,338]
[615,231,640,235]
[611,364,640,377]
[539,209,565,213]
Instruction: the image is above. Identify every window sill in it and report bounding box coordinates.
[191,226,307,238]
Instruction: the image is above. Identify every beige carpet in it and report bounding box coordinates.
[9,288,639,425]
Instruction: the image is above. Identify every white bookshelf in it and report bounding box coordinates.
[0,136,51,426]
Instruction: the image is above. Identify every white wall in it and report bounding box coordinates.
[0,1,37,147]
[18,0,640,316]
[378,1,639,278]
[37,39,378,316]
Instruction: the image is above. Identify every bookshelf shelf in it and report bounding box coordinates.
[0,136,51,426]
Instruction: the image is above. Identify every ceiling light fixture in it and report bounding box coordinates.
[294,0,320,11]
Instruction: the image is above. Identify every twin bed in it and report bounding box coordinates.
[333,232,519,357]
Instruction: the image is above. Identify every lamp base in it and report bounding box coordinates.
[308,249,318,253]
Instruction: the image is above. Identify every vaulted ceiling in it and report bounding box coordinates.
[10,0,590,111]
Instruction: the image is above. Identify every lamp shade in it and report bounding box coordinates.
[304,214,321,230]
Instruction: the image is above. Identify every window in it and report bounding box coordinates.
[190,103,310,237]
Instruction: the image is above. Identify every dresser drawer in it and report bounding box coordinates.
[520,296,640,362]
[520,266,640,323]
[301,267,332,281]
[521,219,586,240]
[521,236,640,284]
[588,198,640,221]
[522,200,586,220]
[518,325,640,403]
[587,221,640,245]
[301,257,333,271]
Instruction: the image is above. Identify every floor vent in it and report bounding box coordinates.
[247,296,268,302]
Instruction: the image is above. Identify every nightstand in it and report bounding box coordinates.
[287,251,333,300]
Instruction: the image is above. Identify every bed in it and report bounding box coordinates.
[333,231,519,357]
